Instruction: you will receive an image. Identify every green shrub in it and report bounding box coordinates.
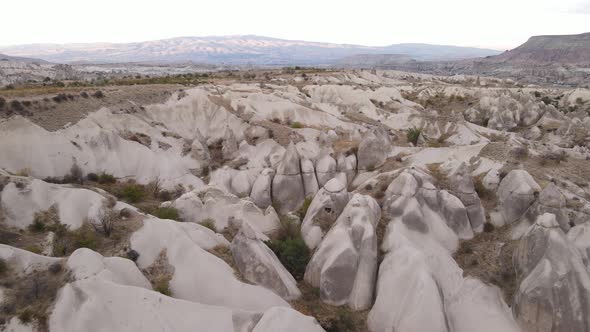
[18,307,33,323]
[200,218,216,231]
[290,122,304,129]
[28,219,46,233]
[72,226,98,250]
[0,97,6,109]
[98,172,116,184]
[24,245,42,254]
[406,127,422,146]
[86,172,99,181]
[153,207,180,221]
[154,278,171,296]
[266,237,310,280]
[120,184,146,203]
[297,197,312,218]
[533,91,541,98]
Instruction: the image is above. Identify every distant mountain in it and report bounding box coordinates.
[490,32,590,64]
[337,54,416,68]
[0,53,49,64]
[0,35,500,65]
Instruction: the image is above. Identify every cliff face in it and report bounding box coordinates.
[492,33,590,64]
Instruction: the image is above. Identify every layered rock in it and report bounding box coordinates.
[231,223,301,300]
[513,213,590,332]
[304,194,380,310]
[301,178,350,250]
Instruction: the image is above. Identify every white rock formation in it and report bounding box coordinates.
[231,223,301,300]
[272,142,305,213]
[301,178,351,250]
[305,194,380,310]
[513,213,590,332]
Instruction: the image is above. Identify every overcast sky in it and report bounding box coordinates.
[1,0,589,50]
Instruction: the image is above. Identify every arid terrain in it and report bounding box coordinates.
[0,64,589,332]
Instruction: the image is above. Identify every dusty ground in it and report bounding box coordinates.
[0,84,180,131]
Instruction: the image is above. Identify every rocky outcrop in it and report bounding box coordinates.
[357,129,390,171]
[493,169,541,227]
[449,163,486,232]
[336,153,357,186]
[316,154,337,187]
[301,159,319,198]
[231,223,301,300]
[304,194,380,310]
[251,168,275,209]
[301,178,350,250]
[514,183,570,238]
[513,213,590,332]
[272,142,305,214]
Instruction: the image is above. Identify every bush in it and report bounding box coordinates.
[98,172,116,184]
[52,93,67,103]
[153,207,180,221]
[80,91,89,98]
[28,219,46,233]
[290,122,304,129]
[533,91,541,98]
[511,145,529,160]
[200,218,216,231]
[120,184,146,203]
[266,237,310,280]
[153,278,171,296]
[0,97,6,109]
[86,173,99,181]
[65,163,83,184]
[297,197,312,218]
[10,100,24,112]
[406,127,422,146]
[92,90,105,98]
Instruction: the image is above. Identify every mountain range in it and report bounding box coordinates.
[0,35,501,65]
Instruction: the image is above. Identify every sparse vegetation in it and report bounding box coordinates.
[406,127,422,146]
[97,172,116,184]
[153,277,171,296]
[92,90,105,98]
[90,204,118,237]
[200,218,216,231]
[510,145,529,160]
[266,214,310,281]
[290,121,304,129]
[119,183,146,203]
[297,197,313,219]
[153,206,180,221]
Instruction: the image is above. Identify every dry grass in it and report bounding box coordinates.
[426,163,449,190]
[0,261,70,331]
[453,225,518,306]
[291,283,369,332]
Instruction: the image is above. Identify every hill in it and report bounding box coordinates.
[0,35,500,65]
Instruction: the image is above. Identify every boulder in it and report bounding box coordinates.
[482,169,500,191]
[438,190,474,239]
[514,183,570,238]
[221,127,239,161]
[272,143,305,214]
[357,129,389,170]
[336,153,357,186]
[250,168,275,209]
[301,178,350,250]
[301,158,319,198]
[252,307,325,332]
[316,154,337,187]
[449,163,486,232]
[495,169,541,226]
[304,194,380,310]
[513,213,590,332]
[231,223,301,300]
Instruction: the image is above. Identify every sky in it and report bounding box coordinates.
[1,0,589,50]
